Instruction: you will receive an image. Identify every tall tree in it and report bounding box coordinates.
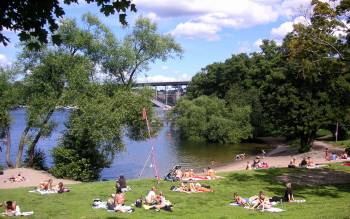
[0,0,136,49]
[261,0,350,152]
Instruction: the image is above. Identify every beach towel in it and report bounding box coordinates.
[258,207,285,213]
[342,162,350,167]
[29,189,57,195]
[290,199,306,203]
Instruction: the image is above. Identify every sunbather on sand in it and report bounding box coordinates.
[38,179,53,190]
[307,157,315,167]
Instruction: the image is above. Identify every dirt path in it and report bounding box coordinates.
[0,168,80,189]
[216,138,348,173]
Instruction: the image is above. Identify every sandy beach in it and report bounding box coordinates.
[216,138,347,173]
[0,168,80,189]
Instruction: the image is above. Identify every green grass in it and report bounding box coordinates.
[1,167,350,219]
[328,139,350,148]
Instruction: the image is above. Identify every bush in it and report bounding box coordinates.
[24,148,47,170]
[50,147,101,181]
[0,165,3,175]
[50,122,112,182]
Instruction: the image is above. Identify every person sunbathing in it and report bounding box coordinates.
[115,188,125,206]
[307,157,315,167]
[3,201,16,216]
[189,182,213,192]
[252,157,261,168]
[340,152,348,159]
[38,179,53,190]
[233,193,248,206]
[283,183,294,202]
[288,158,297,168]
[175,168,183,180]
[206,167,216,179]
[189,169,194,178]
[55,182,69,193]
[252,191,271,210]
[299,157,308,167]
[183,170,190,178]
[145,187,157,205]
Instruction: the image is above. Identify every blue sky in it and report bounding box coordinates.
[0,0,318,82]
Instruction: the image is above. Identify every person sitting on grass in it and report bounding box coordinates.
[38,179,53,190]
[145,187,157,205]
[154,192,172,212]
[233,193,248,206]
[175,167,183,180]
[189,169,194,178]
[283,183,294,202]
[116,175,128,192]
[252,191,271,210]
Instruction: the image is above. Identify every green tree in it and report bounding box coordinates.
[102,17,183,86]
[261,0,350,152]
[172,95,252,144]
[0,0,136,49]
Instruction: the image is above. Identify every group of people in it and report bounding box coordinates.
[105,177,172,213]
[165,166,217,181]
[246,156,269,170]
[324,148,348,161]
[8,173,25,183]
[38,178,69,193]
[173,181,213,193]
[233,183,296,211]
[288,156,315,168]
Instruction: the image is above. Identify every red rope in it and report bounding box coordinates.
[141,107,160,181]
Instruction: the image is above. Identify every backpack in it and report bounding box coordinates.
[135,199,143,208]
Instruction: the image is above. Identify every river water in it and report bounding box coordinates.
[0,109,270,180]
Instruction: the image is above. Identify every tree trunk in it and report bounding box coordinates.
[299,130,316,153]
[16,126,30,168]
[5,127,13,167]
[27,110,54,167]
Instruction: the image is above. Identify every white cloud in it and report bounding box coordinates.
[145,12,160,22]
[270,16,309,39]
[170,21,220,41]
[137,75,178,83]
[0,54,12,66]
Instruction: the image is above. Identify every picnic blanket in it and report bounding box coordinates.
[29,189,57,195]
[229,201,285,213]
[91,199,133,213]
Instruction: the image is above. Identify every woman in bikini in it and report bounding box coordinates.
[252,191,271,210]
[38,179,53,190]
[233,193,248,206]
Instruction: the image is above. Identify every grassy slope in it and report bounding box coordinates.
[1,167,350,219]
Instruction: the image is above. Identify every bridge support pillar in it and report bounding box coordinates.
[165,85,168,106]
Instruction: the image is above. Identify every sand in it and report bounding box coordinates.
[216,138,348,173]
[0,168,80,189]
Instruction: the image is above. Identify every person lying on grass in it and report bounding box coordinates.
[38,179,53,190]
[251,191,272,210]
[233,193,248,206]
[55,182,70,193]
[206,167,216,179]
[2,201,16,216]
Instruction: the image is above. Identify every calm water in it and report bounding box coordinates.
[0,109,270,180]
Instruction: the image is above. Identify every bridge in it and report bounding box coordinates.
[134,81,190,108]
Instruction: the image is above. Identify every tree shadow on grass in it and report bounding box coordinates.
[225,168,350,198]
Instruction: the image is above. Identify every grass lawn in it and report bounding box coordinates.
[328,140,350,149]
[1,167,350,219]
